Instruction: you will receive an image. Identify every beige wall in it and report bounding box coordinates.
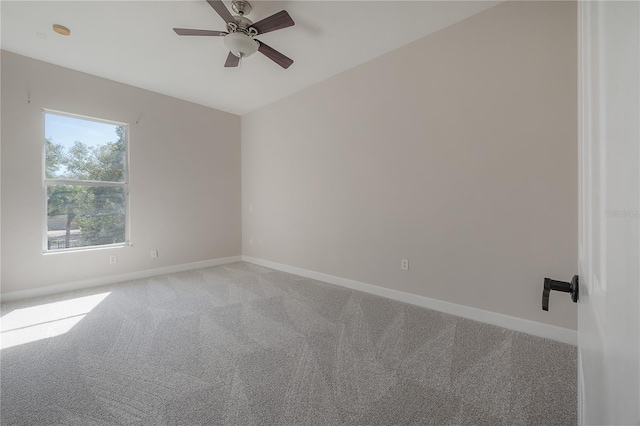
[242,1,578,329]
[1,51,241,294]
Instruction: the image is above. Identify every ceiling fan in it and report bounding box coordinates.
[173,0,295,69]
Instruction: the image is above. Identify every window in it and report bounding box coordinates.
[44,110,129,252]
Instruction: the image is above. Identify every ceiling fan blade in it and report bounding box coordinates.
[250,10,295,35]
[256,40,293,69]
[206,0,235,24]
[224,51,240,67]
[173,28,227,36]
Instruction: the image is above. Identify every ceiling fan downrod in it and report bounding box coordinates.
[231,0,252,16]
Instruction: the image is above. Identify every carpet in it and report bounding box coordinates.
[0,262,576,425]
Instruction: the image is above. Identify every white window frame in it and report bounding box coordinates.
[42,109,131,253]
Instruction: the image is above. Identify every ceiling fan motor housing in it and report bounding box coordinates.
[227,15,256,34]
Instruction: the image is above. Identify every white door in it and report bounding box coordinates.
[578,1,640,425]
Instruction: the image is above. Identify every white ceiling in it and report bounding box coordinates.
[1,0,499,115]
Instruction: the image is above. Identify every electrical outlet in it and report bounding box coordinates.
[110,255,117,264]
[151,250,158,258]
[401,259,409,270]
[249,238,253,245]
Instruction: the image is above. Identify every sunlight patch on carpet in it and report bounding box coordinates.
[1,292,110,350]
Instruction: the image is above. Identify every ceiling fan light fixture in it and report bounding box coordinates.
[223,32,258,58]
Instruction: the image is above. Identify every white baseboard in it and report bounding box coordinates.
[0,256,243,303]
[242,256,577,346]
[3,255,577,346]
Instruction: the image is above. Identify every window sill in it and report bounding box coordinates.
[42,242,132,255]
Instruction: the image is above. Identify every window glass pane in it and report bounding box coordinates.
[45,113,126,182]
[47,185,125,250]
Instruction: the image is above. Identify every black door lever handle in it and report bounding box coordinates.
[542,275,579,311]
